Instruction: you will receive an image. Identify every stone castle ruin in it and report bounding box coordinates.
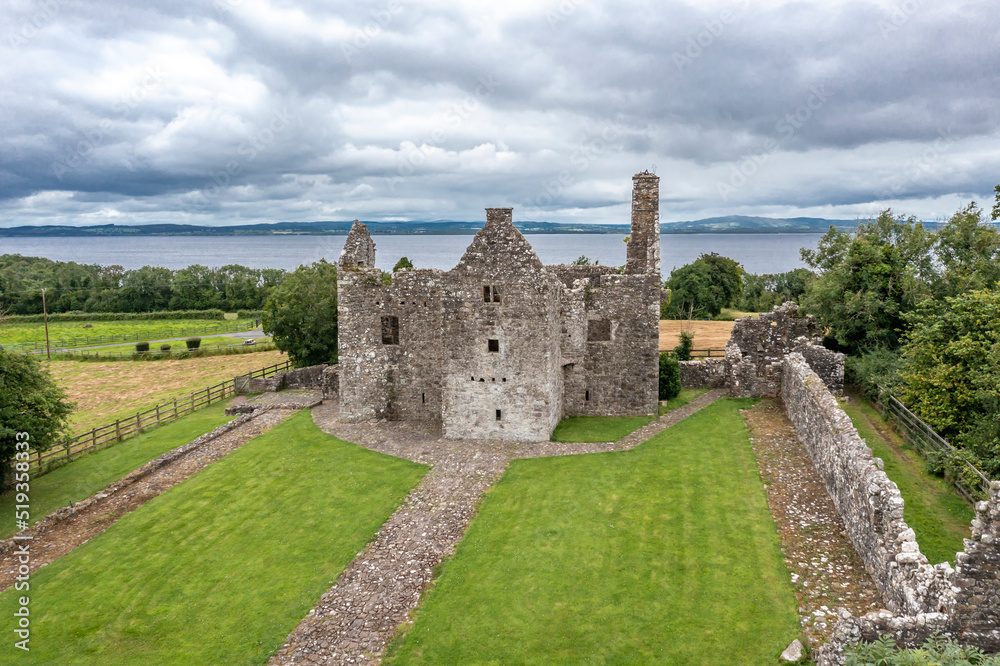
[336,172,662,441]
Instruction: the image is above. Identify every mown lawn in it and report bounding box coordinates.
[551,388,709,443]
[843,394,973,565]
[0,410,427,664]
[0,402,234,539]
[46,350,286,432]
[0,318,257,345]
[387,399,800,665]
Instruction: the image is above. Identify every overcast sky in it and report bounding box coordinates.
[1,0,997,227]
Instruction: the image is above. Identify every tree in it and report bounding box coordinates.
[934,202,1000,297]
[899,288,1000,475]
[393,257,414,272]
[0,349,74,476]
[800,211,936,354]
[662,253,744,319]
[261,260,338,368]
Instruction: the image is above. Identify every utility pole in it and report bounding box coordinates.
[42,287,51,360]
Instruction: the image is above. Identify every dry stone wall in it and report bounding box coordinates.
[678,357,728,388]
[782,353,1000,663]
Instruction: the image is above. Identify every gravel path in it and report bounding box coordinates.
[269,389,726,665]
[0,408,294,592]
[742,398,883,644]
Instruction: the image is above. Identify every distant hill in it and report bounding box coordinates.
[0,216,860,237]
[661,215,857,233]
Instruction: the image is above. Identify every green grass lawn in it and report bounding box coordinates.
[551,388,710,443]
[843,394,973,565]
[387,399,800,665]
[0,318,255,345]
[0,402,235,540]
[660,387,709,415]
[0,410,427,664]
[77,335,272,354]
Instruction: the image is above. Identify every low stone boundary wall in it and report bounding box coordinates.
[678,357,727,388]
[782,353,1000,663]
[249,363,339,399]
[0,412,257,555]
[782,353,952,616]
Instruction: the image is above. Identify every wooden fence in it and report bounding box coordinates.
[22,359,292,477]
[3,320,259,353]
[689,348,725,358]
[876,385,992,503]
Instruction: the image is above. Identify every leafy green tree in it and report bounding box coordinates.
[800,211,936,354]
[899,288,1000,475]
[393,257,414,272]
[739,268,814,312]
[262,260,338,368]
[0,348,74,475]
[934,202,1000,297]
[673,331,694,361]
[662,253,744,319]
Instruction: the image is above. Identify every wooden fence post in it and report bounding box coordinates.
[115,419,122,442]
[136,412,141,433]
[173,398,178,419]
[156,404,161,425]
[92,429,97,451]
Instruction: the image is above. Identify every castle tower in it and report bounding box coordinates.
[339,219,376,269]
[625,172,660,278]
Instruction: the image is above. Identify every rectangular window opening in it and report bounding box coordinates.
[421,392,426,404]
[483,285,491,302]
[587,319,612,342]
[488,338,499,353]
[585,390,590,401]
[483,285,501,303]
[496,409,502,421]
[381,315,399,345]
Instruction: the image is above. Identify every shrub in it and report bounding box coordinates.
[845,345,902,400]
[659,352,681,400]
[845,634,1000,665]
[673,331,694,361]
[135,341,150,353]
[160,343,171,351]
[185,338,201,350]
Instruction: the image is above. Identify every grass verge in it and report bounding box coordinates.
[46,350,286,432]
[0,402,235,540]
[387,399,799,665]
[551,388,710,443]
[660,387,709,415]
[842,393,973,565]
[0,410,427,664]
[0,318,254,345]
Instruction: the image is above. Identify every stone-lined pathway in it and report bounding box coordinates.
[742,398,883,644]
[0,408,295,592]
[269,389,725,665]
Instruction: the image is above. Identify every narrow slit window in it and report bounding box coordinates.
[381,316,399,345]
[496,409,502,421]
[585,390,590,401]
[483,285,492,302]
[488,339,499,353]
[491,285,500,303]
[421,392,426,404]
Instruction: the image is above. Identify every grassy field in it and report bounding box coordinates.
[47,350,286,432]
[0,318,255,346]
[0,410,427,664]
[72,335,272,354]
[659,319,734,351]
[843,394,973,565]
[0,402,234,540]
[387,399,800,665]
[551,389,709,443]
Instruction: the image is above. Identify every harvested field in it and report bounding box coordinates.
[659,319,734,351]
[47,350,287,432]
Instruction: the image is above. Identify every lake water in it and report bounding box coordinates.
[0,233,823,275]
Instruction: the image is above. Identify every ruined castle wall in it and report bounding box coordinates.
[568,273,659,416]
[440,209,563,440]
[336,267,393,422]
[781,353,953,616]
[679,358,728,388]
[728,302,844,397]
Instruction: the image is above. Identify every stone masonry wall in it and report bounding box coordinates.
[728,302,844,397]
[781,353,954,616]
[679,357,728,388]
